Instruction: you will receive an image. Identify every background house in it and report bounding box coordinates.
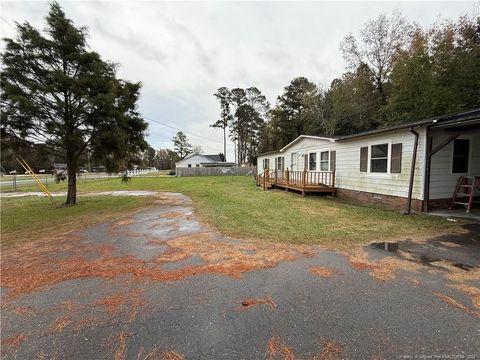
[175,154,234,170]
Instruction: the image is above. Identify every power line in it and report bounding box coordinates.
[143,115,235,148]
[0,16,16,31]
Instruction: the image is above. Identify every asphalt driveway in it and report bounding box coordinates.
[1,193,479,359]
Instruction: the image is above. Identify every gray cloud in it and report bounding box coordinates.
[1,1,476,160]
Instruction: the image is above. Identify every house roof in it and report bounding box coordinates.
[258,108,480,157]
[257,135,336,157]
[203,154,225,162]
[279,135,336,151]
[200,162,236,167]
[337,108,480,141]
[175,153,226,165]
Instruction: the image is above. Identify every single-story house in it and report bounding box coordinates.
[256,109,480,213]
[175,154,235,171]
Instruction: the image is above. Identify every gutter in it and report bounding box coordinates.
[404,127,419,215]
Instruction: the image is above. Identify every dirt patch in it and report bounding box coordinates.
[154,195,189,207]
[266,336,296,360]
[434,293,480,318]
[310,266,338,278]
[240,294,277,311]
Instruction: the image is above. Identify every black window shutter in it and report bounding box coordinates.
[391,143,402,173]
[360,147,368,172]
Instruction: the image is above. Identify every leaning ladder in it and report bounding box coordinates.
[449,176,476,213]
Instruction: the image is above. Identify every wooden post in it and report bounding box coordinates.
[302,169,307,196]
[332,170,336,197]
[285,168,289,191]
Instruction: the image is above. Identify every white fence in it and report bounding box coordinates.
[126,169,160,177]
[176,166,256,177]
[0,169,161,191]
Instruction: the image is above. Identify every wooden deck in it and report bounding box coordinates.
[255,170,336,196]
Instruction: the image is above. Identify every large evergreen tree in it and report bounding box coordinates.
[1,2,148,205]
[211,87,232,162]
[269,77,319,146]
[172,131,192,159]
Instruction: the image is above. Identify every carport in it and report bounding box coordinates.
[423,109,480,216]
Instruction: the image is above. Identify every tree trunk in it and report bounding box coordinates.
[65,156,77,205]
[223,127,227,162]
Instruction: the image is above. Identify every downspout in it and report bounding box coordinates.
[423,133,432,213]
[404,127,419,215]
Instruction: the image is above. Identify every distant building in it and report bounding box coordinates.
[51,163,67,171]
[175,154,234,170]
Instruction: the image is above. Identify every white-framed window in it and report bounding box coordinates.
[188,164,192,168]
[275,156,284,171]
[370,143,389,173]
[290,152,297,169]
[196,164,200,167]
[309,152,317,171]
[320,151,329,171]
[452,139,470,173]
[262,158,270,170]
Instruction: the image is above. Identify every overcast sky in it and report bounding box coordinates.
[1,1,477,160]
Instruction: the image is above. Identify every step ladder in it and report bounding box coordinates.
[449,176,476,213]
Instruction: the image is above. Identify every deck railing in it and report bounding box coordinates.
[256,169,335,190]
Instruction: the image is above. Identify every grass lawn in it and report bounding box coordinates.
[0,195,159,247]
[1,176,457,248]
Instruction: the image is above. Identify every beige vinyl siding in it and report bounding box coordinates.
[429,128,480,199]
[335,128,426,200]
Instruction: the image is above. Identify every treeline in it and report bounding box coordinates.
[213,11,480,160]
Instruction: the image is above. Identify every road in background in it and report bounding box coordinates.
[0,169,167,191]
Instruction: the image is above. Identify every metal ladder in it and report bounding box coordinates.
[449,176,476,212]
